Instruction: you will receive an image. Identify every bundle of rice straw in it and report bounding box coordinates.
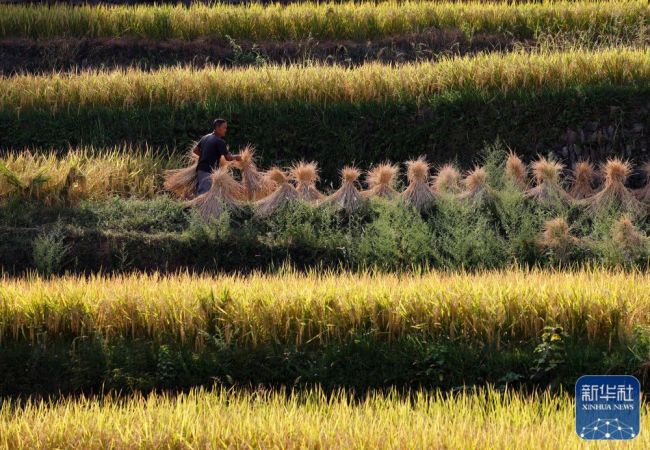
[235,145,274,201]
[255,167,300,217]
[402,157,435,211]
[363,163,399,199]
[525,156,571,204]
[459,166,491,201]
[634,161,650,203]
[290,161,324,202]
[432,164,462,195]
[538,217,579,259]
[587,158,642,215]
[163,147,199,200]
[186,167,244,222]
[505,151,527,189]
[612,215,648,261]
[568,160,597,200]
[322,166,366,214]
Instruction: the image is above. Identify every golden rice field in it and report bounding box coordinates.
[0,147,181,204]
[1,48,646,112]
[1,385,648,449]
[0,1,646,41]
[2,269,649,346]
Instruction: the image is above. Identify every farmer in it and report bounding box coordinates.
[193,118,242,195]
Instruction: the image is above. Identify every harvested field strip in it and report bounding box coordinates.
[1,48,648,111]
[0,1,647,41]
[2,387,649,449]
[2,270,649,346]
[0,31,528,74]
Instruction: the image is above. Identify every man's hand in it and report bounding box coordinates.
[225,153,242,162]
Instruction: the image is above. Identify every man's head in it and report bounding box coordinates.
[213,118,228,137]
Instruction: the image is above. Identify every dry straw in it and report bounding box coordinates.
[187,167,244,222]
[322,166,366,214]
[236,145,274,201]
[612,215,648,261]
[163,148,199,200]
[587,158,643,215]
[459,166,491,201]
[290,161,324,202]
[526,156,571,204]
[432,164,461,195]
[402,157,435,211]
[505,151,527,189]
[363,163,399,199]
[255,167,299,217]
[538,217,580,259]
[568,160,597,200]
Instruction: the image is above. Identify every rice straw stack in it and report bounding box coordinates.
[525,156,571,204]
[290,161,324,202]
[186,167,244,222]
[363,163,399,199]
[255,167,300,217]
[322,166,366,214]
[402,157,435,211]
[432,164,462,195]
[568,160,597,200]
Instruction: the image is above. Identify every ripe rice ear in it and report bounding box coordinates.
[538,217,580,259]
[525,156,571,204]
[587,158,643,216]
[459,166,491,201]
[255,167,300,218]
[322,166,366,214]
[186,167,244,222]
[402,157,435,211]
[235,145,274,201]
[505,151,527,189]
[363,163,398,199]
[568,160,597,200]
[432,164,461,195]
[634,161,650,203]
[290,161,324,202]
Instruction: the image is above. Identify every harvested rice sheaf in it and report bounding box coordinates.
[505,151,527,189]
[322,166,366,214]
[363,163,398,199]
[290,161,324,202]
[459,166,492,201]
[568,160,597,200]
[236,145,274,201]
[538,217,580,258]
[163,147,199,200]
[525,156,571,204]
[255,167,300,217]
[612,216,648,255]
[587,158,643,216]
[402,157,435,211]
[186,167,244,222]
[432,164,461,195]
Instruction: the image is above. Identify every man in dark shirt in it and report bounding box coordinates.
[193,118,242,195]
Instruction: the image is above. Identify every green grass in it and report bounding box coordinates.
[0,1,647,41]
[2,385,649,449]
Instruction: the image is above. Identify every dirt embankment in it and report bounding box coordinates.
[1,30,529,74]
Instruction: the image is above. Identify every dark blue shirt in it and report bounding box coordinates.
[196,133,228,173]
